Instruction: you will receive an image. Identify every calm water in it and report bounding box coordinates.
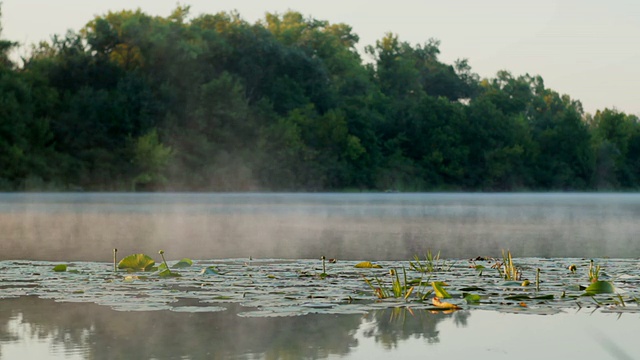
[1,192,640,261]
[1,193,639,359]
[0,297,638,359]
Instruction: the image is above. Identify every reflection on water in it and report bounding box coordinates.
[1,297,638,359]
[1,193,640,261]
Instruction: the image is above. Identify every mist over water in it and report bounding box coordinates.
[1,193,639,261]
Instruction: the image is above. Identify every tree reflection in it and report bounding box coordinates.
[0,297,471,359]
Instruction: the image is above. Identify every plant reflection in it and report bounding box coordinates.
[360,307,471,348]
[0,297,473,359]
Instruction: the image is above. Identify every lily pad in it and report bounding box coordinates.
[158,269,181,277]
[463,293,482,304]
[172,258,193,268]
[354,261,382,269]
[583,280,616,295]
[52,264,67,272]
[117,254,156,271]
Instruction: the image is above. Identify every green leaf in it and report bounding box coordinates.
[431,281,452,299]
[117,254,156,271]
[464,293,481,304]
[172,258,193,268]
[354,261,382,269]
[583,281,616,295]
[158,269,181,277]
[52,264,67,272]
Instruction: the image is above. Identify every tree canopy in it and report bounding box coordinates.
[1,6,638,191]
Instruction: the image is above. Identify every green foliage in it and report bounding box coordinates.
[132,128,173,190]
[583,281,616,295]
[1,6,640,191]
[52,264,68,272]
[117,254,156,271]
[409,250,451,273]
[431,281,452,299]
[362,267,416,300]
[172,258,193,268]
[588,259,601,283]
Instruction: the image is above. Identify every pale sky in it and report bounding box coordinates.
[2,0,639,115]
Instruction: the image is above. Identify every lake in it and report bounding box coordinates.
[2,192,640,261]
[0,193,639,359]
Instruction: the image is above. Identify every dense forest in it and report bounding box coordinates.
[1,6,639,192]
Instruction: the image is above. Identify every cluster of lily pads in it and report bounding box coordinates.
[0,249,638,317]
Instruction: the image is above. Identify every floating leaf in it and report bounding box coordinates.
[431,281,452,299]
[473,264,485,275]
[117,254,155,271]
[464,293,481,304]
[158,269,181,277]
[52,264,67,272]
[432,297,460,310]
[583,280,616,295]
[355,261,382,269]
[172,258,193,268]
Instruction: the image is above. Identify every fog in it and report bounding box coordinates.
[1,193,639,261]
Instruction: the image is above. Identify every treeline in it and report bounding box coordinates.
[1,6,639,191]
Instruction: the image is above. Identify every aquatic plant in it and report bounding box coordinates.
[409,250,452,273]
[319,256,328,278]
[355,261,382,269]
[431,297,460,310]
[588,259,600,283]
[497,250,520,281]
[117,254,155,271]
[5,250,640,317]
[157,250,182,277]
[363,267,416,300]
[431,281,452,299]
[52,264,67,272]
[172,258,193,268]
[583,281,616,295]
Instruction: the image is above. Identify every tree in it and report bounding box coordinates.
[131,128,173,190]
[590,109,637,188]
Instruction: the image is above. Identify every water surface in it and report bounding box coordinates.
[1,192,639,261]
[1,193,639,359]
